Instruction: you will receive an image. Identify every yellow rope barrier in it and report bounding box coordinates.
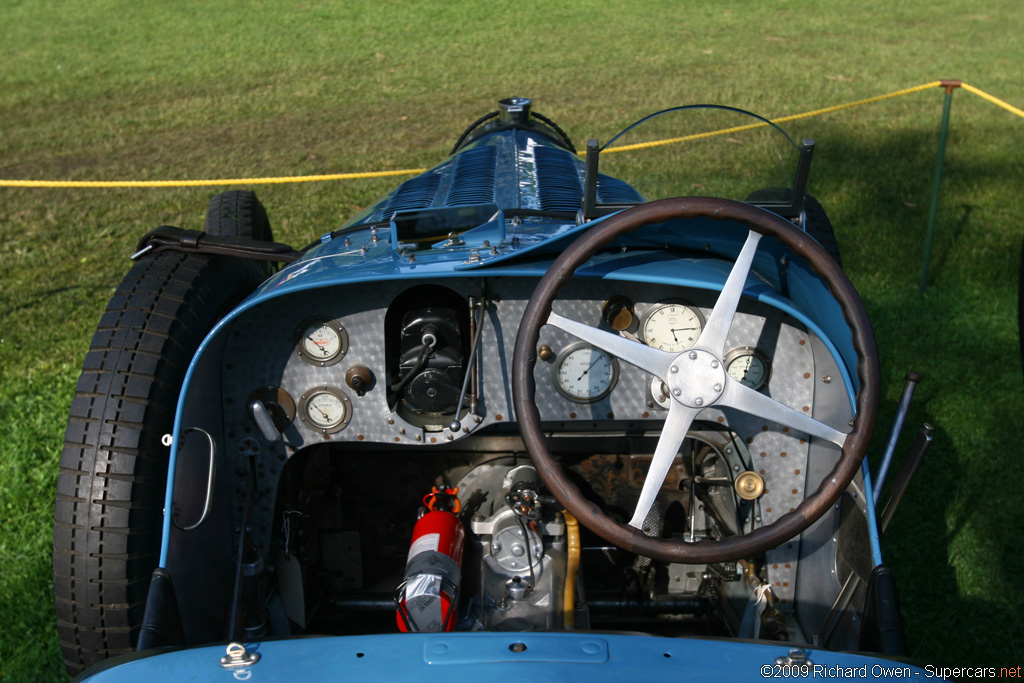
[600,81,944,154]
[0,81,1019,188]
[0,168,428,188]
[961,83,1024,119]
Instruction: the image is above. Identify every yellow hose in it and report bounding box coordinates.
[563,510,580,628]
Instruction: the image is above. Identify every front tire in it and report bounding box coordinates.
[53,192,273,676]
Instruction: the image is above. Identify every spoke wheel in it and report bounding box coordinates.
[512,197,879,564]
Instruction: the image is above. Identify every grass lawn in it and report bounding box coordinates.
[2,0,1022,678]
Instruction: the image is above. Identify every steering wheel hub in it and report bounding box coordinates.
[667,349,726,408]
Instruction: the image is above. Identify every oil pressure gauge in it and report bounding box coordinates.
[299,386,353,433]
[725,347,771,391]
[296,317,348,366]
[554,342,619,403]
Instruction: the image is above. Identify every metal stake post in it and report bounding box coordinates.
[920,80,961,292]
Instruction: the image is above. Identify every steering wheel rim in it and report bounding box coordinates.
[511,197,879,564]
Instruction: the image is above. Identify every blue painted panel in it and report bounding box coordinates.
[79,633,931,682]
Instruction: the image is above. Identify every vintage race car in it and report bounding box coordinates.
[54,98,930,680]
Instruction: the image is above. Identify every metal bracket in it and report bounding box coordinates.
[219,642,260,668]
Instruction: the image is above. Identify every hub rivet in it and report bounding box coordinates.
[673,389,682,397]
[689,351,698,360]
[711,360,719,369]
[670,366,678,373]
[695,398,704,406]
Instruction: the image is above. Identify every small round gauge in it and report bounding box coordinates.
[299,386,353,433]
[640,301,705,352]
[725,347,771,391]
[295,317,348,366]
[553,342,619,403]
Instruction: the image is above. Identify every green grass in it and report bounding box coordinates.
[2,0,1022,678]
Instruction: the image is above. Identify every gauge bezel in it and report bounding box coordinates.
[724,346,772,391]
[295,316,349,366]
[299,385,353,434]
[552,341,620,404]
[639,299,706,352]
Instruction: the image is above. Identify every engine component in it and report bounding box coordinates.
[395,493,466,633]
[394,307,466,415]
[463,464,568,630]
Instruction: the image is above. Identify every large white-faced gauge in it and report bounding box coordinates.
[725,347,771,391]
[553,342,619,403]
[640,300,705,352]
[299,386,353,433]
[295,317,348,366]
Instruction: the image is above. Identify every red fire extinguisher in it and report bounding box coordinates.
[395,487,465,632]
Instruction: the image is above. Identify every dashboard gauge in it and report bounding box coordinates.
[725,347,771,391]
[640,301,705,352]
[295,317,348,366]
[554,342,619,403]
[299,386,353,433]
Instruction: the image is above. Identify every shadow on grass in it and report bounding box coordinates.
[801,122,1024,666]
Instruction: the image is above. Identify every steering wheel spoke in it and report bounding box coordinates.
[547,311,674,378]
[629,401,700,528]
[696,229,762,354]
[720,380,849,447]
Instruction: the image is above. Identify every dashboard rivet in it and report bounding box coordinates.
[387,418,394,425]
[822,375,832,384]
[446,434,454,441]
[399,428,405,435]
[415,435,422,441]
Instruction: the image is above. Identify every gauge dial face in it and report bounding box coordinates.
[296,318,348,366]
[725,348,771,391]
[640,301,704,352]
[554,343,619,403]
[300,387,352,433]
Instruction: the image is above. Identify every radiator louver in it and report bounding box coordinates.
[445,146,497,206]
[596,174,645,204]
[382,173,442,219]
[534,146,584,211]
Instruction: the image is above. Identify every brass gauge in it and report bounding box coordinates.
[640,300,705,352]
[724,347,771,391]
[299,386,353,434]
[295,317,348,366]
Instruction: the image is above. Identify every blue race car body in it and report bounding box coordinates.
[56,99,928,680]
